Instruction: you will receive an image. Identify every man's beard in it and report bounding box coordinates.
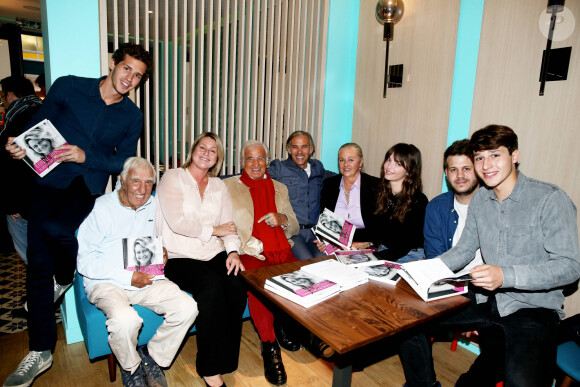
[453,180,479,197]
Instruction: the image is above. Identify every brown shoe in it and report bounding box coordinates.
[305,333,336,360]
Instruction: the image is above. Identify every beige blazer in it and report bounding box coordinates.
[223,176,299,260]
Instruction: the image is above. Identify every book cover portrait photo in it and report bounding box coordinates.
[122,236,165,277]
[12,119,68,177]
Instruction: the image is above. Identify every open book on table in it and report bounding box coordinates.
[355,261,402,285]
[11,119,68,178]
[398,258,473,301]
[301,259,369,291]
[312,208,356,251]
[122,236,165,279]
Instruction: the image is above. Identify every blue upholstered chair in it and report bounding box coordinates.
[74,271,250,382]
[557,340,580,387]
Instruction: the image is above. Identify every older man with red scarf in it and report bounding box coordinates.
[224,140,300,386]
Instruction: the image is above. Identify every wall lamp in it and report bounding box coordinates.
[375,0,404,98]
[539,0,566,96]
[537,1,575,96]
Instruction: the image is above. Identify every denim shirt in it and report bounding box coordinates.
[423,191,458,259]
[440,172,580,318]
[268,158,333,226]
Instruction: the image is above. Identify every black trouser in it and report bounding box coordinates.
[398,294,560,387]
[165,252,247,376]
[27,176,96,351]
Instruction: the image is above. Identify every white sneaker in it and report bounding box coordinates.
[3,350,52,387]
[53,278,72,303]
[22,278,72,312]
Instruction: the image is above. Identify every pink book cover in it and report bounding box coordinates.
[12,119,68,178]
[314,208,357,250]
[267,270,337,297]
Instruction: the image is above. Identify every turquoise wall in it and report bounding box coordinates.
[41,0,100,88]
[442,0,484,192]
[320,0,360,172]
[40,0,101,344]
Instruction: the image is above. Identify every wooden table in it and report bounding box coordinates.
[241,256,471,386]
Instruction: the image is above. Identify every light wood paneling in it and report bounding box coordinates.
[353,0,580,316]
[471,0,580,316]
[0,321,478,386]
[352,0,461,200]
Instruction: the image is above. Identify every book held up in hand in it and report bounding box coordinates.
[355,261,402,285]
[11,119,68,177]
[398,258,472,302]
[312,208,356,250]
[122,236,165,279]
[335,249,382,267]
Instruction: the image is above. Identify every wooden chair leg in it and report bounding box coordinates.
[107,354,116,382]
[560,375,575,387]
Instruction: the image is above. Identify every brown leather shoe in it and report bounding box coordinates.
[305,333,336,360]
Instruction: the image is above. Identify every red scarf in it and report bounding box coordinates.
[240,170,292,264]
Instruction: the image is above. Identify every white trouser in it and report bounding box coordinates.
[88,280,198,373]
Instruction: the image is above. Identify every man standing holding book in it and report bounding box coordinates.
[3,43,152,387]
[77,157,197,387]
[399,125,580,387]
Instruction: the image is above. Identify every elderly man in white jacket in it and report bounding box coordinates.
[77,157,197,387]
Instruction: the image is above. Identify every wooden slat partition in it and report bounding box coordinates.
[100,0,329,178]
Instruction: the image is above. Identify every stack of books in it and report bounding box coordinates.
[264,259,369,308]
[265,270,340,308]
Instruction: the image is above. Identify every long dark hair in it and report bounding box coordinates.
[375,143,423,222]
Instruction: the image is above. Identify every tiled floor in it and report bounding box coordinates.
[0,252,61,335]
[0,252,27,335]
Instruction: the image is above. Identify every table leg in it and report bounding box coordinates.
[332,361,352,387]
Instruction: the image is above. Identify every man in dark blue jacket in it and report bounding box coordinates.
[268,131,334,260]
[424,139,480,259]
[4,43,152,387]
[421,139,495,387]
